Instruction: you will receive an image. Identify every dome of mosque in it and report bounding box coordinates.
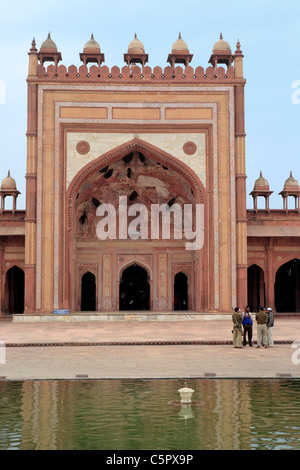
[172,33,189,52]
[212,33,231,52]
[254,171,269,189]
[83,34,100,51]
[40,33,58,51]
[128,34,145,53]
[284,172,299,189]
[1,171,17,190]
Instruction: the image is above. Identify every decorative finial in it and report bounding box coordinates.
[179,32,182,39]
[134,32,137,39]
[30,37,37,52]
[235,39,243,55]
[220,32,223,39]
[91,33,94,39]
[7,170,10,177]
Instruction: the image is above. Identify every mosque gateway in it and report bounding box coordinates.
[0,33,299,318]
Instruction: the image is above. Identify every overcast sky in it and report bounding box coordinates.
[0,0,299,209]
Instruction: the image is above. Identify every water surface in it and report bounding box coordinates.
[0,378,300,450]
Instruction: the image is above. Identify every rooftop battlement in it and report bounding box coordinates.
[27,33,245,83]
[34,63,241,83]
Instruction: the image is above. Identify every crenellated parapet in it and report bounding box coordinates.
[27,32,246,84]
[35,63,239,82]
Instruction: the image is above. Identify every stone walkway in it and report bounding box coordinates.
[0,317,299,380]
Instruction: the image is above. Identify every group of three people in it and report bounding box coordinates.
[232,305,274,349]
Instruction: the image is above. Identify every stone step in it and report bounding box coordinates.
[11,311,300,323]
[12,311,232,322]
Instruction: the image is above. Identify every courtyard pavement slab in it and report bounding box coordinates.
[0,317,299,380]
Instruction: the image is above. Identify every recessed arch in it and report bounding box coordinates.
[174,271,188,310]
[275,258,300,312]
[119,264,150,311]
[5,265,24,314]
[66,137,206,229]
[247,264,265,312]
[81,271,96,311]
[64,138,207,313]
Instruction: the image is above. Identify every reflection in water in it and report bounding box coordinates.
[0,379,300,450]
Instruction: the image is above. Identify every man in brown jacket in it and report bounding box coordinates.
[256,306,269,349]
[232,307,243,348]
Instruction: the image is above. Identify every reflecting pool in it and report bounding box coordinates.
[0,378,300,450]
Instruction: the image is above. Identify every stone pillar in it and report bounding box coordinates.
[24,40,38,313]
[266,240,275,310]
[234,41,247,309]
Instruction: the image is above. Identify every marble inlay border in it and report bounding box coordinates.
[36,87,43,309]
[37,83,235,311]
[56,101,217,309]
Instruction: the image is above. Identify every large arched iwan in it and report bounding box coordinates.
[65,138,207,312]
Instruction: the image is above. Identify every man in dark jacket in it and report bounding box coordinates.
[256,306,268,348]
[242,305,253,347]
[232,307,243,348]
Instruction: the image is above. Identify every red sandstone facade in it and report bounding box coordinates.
[0,33,299,316]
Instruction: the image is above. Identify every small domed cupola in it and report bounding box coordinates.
[283,171,300,190]
[38,33,62,68]
[209,33,233,71]
[279,172,300,212]
[212,33,231,53]
[249,171,273,211]
[124,34,148,69]
[254,171,270,190]
[167,33,193,68]
[0,171,20,211]
[79,34,105,67]
[1,170,17,190]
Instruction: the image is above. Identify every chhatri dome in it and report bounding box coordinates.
[128,34,145,54]
[83,34,100,52]
[172,33,189,53]
[212,33,231,52]
[40,33,58,52]
[254,171,269,190]
[1,170,17,190]
[284,171,299,189]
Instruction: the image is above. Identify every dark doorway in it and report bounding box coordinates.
[174,272,188,310]
[247,264,265,312]
[275,259,300,312]
[119,264,150,311]
[6,266,24,314]
[81,272,96,311]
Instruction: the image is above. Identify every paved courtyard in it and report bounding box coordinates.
[0,317,299,380]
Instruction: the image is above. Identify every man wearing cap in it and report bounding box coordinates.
[232,307,243,348]
[266,307,274,347]
[255,306,268,348]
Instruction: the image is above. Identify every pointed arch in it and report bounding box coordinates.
[81,271,96,311]
[5,265,24,314]
[66,138,206,229]
[174,271,188,310]
[64,138,207,312]
[247,264,265,312]
[275,258,300,312]
[119,264,150,311]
